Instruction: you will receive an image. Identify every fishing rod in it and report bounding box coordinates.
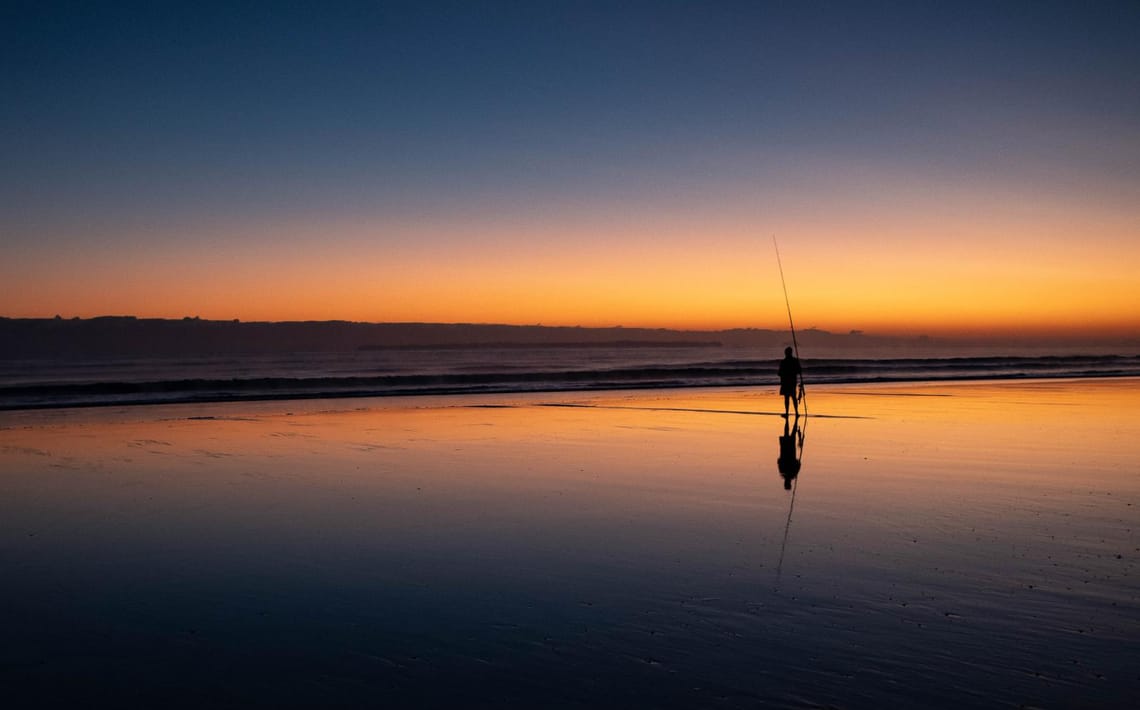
[772,236,807,416]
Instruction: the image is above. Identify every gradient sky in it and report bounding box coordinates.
[3,1,1138,337]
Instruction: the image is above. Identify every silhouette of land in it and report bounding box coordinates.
[1,316,1134,360]
[0,316,900,359]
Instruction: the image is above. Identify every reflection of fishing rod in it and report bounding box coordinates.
[773,236,807,416]
[774,470,797,591]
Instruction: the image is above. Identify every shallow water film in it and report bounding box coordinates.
[1,380,1137,708]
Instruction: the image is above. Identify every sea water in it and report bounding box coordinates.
[1,346,1139,410]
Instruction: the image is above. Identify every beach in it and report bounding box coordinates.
[1,379,1137,708]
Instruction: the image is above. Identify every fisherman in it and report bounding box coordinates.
[778,346,802,418]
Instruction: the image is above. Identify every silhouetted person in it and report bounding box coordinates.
[777,418,802,489]
[778,346,802,418]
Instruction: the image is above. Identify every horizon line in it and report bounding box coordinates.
[3,314,1139,344]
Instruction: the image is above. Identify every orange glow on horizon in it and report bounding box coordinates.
[4,185,1139,341]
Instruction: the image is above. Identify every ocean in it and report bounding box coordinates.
[2,346,1138,410]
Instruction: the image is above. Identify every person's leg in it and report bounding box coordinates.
[783,394,790,417]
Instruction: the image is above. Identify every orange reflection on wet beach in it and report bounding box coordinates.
[0,379,1137,708]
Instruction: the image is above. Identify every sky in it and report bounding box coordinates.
[3,1,1138,338]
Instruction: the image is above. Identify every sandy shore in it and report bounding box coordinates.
[1,379,1137,708]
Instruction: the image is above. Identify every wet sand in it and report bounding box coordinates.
[1,379,1137,708]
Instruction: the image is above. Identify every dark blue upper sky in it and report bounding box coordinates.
[5,1,1137,228]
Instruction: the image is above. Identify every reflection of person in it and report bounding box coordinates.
[777,418,802,490]
[778,346,802,418]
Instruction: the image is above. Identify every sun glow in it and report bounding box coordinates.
[5,178,1138,340]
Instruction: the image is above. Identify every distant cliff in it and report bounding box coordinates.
[0,316,873,359]
[3,316,1122,359]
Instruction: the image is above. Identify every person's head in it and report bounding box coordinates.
[784,347,793,358]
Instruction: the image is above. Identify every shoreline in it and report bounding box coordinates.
[2,370,1138,413]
